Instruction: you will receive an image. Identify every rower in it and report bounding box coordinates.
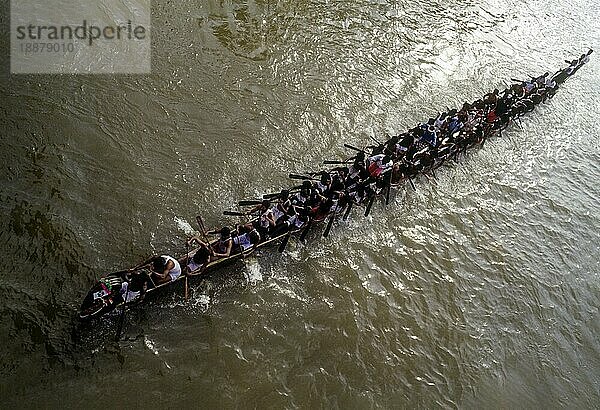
[329,174,346,197]
[211,226,233,259]
[270,206,309,237]
[291,184,311,208]
[311,198,334,221]
[347,156,365,184]
[420,125,438,147]
[316,173,332,195]
[395,133,413,156]
[232,229,261,253]
[543,75,557,90]
[445,112,463,135]
[434,112,447,131]
[271,189,291,223]
[307,187,325,208]
[184,241,211,275]
[367,153,393,178]
[250,199,276,238]
[578,50,592,66]
[483,89,499,106]
[150,255,182,285]
[119,271,149,303]
[523,79,536,93]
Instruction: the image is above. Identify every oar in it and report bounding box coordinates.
[364,195,375,217]
[368,134,383,147]
[223,210,248,217]
[196,215,207,233]
[343,201,353,220]
[408,178,417,191]
[323,160,352,165]
[344,143,365,152]
[262,192,281,200]
[289,173,318,181]
[115,304,127,342]
[278,232,291,253]
[196,215,212,243]
[238,200,262,206]
[323,211,337,237]
[100,268,131,279]
[299,219,312,242]
[184,242,189,300]
[385,184,391,205]
[114,270,150,340]
[263,185,302,199]
[423,173,437,184]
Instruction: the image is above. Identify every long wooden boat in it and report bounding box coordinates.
[79,50,592,321]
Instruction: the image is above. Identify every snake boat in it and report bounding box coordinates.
[79,50,592,321]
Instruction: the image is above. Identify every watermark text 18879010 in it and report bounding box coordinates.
[11,0,151,74]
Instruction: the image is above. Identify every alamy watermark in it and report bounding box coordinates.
[11,0,151,74]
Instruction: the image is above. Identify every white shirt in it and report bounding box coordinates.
[161,255,181,281]
[233,233,253,251]
[259,209,274,228]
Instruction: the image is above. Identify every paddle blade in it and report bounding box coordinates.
[323,213,335,238]
[288,173,312,180]
[278,232,291,253]
[343,202,353,220]
[323,160,350,165]
[238,200,262,206]
[115,306,127,342]
[196,215,207,233]
[385,185,391,205]
[299,220,312,242]
[223,210,246,216]
[344,143,363,152]
[364,195,375,217]
[408,178,416,191]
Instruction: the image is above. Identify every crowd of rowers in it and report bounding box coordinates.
[116,51,592,303]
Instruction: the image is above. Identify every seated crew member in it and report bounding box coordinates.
[420,125,438,147]
[311,198,334,221]
[250,199,276,238]
[329,174,346,198]
[347,157,365,184]
[446,112,463,135]
[291,185,311,208]
[271,190,291,223]
[232,228,261,253]
[270,206,309,237]
[576,50,592,67]
[543,74,557,91]
[307,187,325,208]
[315,173,332,195]
[390,162,407,185]
[211,226,233,260]
[396,133,414,155]
[189,247,211,274]
[367,154,393,178]
[184,241,211,275]
[384,136,400,157]
[150,255,182,285]
[291,211,309,230]
[434,112,447,131]
[523,79,536,93]
[119,271,149,303]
